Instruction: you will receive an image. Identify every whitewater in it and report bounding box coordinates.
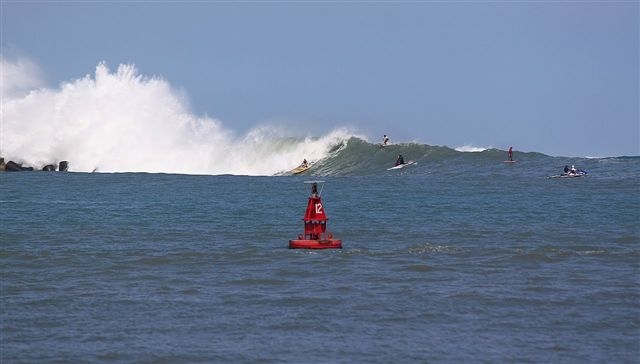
[1,60,358,175]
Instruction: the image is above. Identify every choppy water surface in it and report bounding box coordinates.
[1,155,639,363]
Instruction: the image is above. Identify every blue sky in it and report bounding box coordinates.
[2,1,638,157]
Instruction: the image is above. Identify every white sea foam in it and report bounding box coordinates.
[454,144,492,153]
[1,58,353,175]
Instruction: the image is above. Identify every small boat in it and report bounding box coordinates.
[289,181,342,249]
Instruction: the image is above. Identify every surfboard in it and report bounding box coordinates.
[503,160,517,163]
[387,160,416,170]
[548,171,587,178]
[548,174,585,179]
[290,165,310,175]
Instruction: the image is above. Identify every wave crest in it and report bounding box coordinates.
[1,59,354,175]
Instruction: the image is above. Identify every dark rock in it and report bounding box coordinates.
[5,161,24,171]
[4,161,34,171]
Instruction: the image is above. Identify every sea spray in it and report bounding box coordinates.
[1,59,354,175]
[454,144,493,153]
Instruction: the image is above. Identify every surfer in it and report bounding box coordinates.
[382,135,390,145]
[300,159,308,168]
[395,154,405,166]
[564,165,570,173]
[508,147,513,161]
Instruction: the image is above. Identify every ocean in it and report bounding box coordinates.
[1,141,639,363]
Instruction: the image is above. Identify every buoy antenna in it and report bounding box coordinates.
[304,180,325,196]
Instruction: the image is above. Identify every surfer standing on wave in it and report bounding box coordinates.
[382,135,390,145]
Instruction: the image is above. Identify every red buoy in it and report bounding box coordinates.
[289,181,342,249]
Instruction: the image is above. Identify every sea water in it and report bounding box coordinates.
[1,152,638,363]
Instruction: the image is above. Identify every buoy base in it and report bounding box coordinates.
[289,239,342,249]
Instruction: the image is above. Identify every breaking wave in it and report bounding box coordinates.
[2,58,635,176]
[1,59,357,175]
